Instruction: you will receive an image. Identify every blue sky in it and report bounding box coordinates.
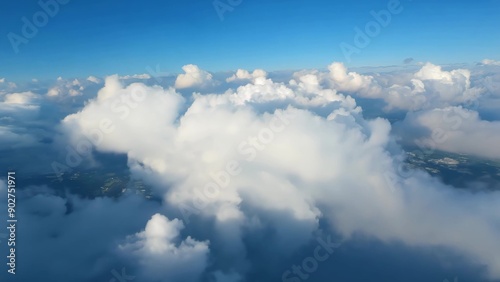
[1,0,499,81]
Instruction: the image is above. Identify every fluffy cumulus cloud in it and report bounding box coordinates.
[119,214,210,282]
[87,76,101,84]
[175,64,215,89]
[47,78,86,97]
[56,63,500,281]
[395,106,500,159]
[226,69,268,83]
[0,91,40,119]
[3,91,37,105]
[289,62,380,98]
[381,63,500,159]
[326,62,380,94]
[299,62,485,111]
[378,63,483,110]
[3,61,500,282]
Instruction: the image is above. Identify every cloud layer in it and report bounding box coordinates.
[1,61,500,282]
[56,63,500,281]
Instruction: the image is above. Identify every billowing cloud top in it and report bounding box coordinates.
[226,69,268,83]
[175,64,216,89]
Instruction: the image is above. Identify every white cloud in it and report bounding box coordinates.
[481,59,500,66]
[2,60,497,281]
[61,67,500,280]
[119,74,152,80]
[395,106,500,159]
[0,91,40,122]
[47,78,86,97]
[226,69,268,83]
[87,76,101,83]
[119,214,210,282]
[327,62,485,111]
[4,91,37,104]
[175,64,215,89]
[47,87,60,97]
[327,62,381,94]
[403,63,482,108]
